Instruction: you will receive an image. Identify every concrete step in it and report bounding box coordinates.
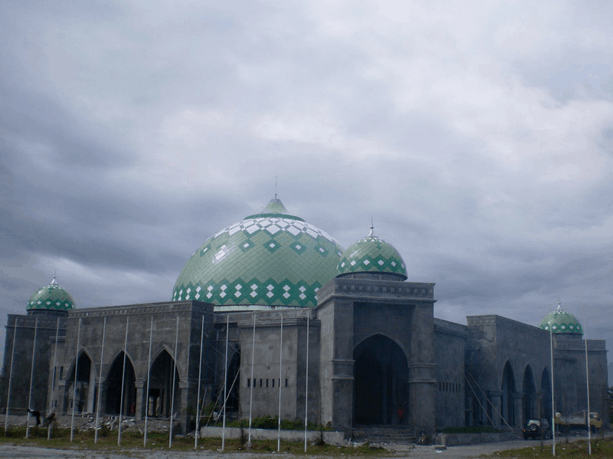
[352,425,416,444]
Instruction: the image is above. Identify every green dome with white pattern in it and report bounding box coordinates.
[337,228,407,280]
[27,277,76,311]
[172,198,344,308]
[539,304,583,335]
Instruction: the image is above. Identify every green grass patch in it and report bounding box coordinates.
[488,438,613,458]
[0,426,385,456]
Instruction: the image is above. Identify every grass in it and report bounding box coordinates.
[488,437,613,458]
[0,426,387,456]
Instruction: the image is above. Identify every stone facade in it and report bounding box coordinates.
[1,279,609,437]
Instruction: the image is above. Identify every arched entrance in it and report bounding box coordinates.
[147,350,180,417]
[353,335,408,425]
[501,361,516,426]
[540,368,552,420]
[65,351,95,413]
[105,351,136,416]
[522,365,536,423]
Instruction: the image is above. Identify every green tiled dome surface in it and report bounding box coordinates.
[539,307,583,335]
[27,278,76,311]
[173,198,343,307]
[338,234,407,279]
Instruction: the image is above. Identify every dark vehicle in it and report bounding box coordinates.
[523,419,551,439]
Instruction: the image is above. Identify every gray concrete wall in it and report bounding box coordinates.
[434,318,467,429]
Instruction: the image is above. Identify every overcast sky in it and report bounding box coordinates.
[1,0,612,363]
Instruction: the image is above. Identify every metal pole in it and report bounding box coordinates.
[26,318,39,438]
[118,317,129,446]
[48,318,60,440]
[169,316,179,448]
[248,313,256,446]
[70,318,82,442]
[277,314,283,453]
[304,314,310,452]
[144,316,153,447]
[221,315,229,451]
[550,322,555,456]
[585,330,592,455]
[94,317,106,444]
[4,318,17,434]
[195,315,205,449]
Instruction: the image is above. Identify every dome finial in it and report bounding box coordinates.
[275,176,278,200]
[368,217,374,236]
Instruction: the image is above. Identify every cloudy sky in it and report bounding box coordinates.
[1,0,612,363]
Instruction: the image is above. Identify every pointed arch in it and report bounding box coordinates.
[353,334,409,425]
[146,349,180,417]
[105,351,136,416]
[540,367,552,420]
[522,364,536,423]
[501,360,516,426]
[64,350,96,414]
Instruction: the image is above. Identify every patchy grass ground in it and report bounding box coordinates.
[488,437,613,458]
[0,426,388,456]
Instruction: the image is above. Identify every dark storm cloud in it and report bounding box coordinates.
[1,0,613,360]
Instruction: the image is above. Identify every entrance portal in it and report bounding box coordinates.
[353,335,408,425]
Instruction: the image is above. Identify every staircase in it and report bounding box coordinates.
[352,425,416,444]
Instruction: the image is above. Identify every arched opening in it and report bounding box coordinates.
[501,361,516,426]
[65,351,95,414]
[105,351,136,416]
[522,365,536,423]
[353,335,408,425]
[147,350,180,417]
[540,368,552,421]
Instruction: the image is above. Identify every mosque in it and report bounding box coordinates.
[1,197,608,438]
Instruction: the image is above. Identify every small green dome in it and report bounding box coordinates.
[337,227,407,280]
[27,277,76,311]
[172,197,344,308]
[539,304,583,335]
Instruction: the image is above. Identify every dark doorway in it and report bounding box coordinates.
[501,361,516,426]
[226,350,240,412]
[540,368,552,420]
[147,350,180,417]
[523,365,536,423]
[65,351,94,413]
[105,351,136,416]
[353,335,408,425]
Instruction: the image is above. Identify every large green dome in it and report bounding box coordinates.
[27,277,76,312]
[337,227,407,280]
[539,304,583,335]
[172,198,344,308]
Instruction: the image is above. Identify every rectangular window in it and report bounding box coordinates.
[285,378,288,388]
[247,378,251,388]
[266,379,269,387]
[272,379,275,388]
[260,379,263,387]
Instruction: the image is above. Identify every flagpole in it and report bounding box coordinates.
[70,318,82,442]
[26,318,39,438]
[248,313,256,446]
[144,316,153,447]
[4,318,17,434]
[549,321,555,457]
[585,329,592,455]
[222,315,229,451]
[169,316,179,448]
[94,317,107,443]
[118,317,129,446]
[48,318,60,440]
[195,315,205,449]
[277,314,283,453]
[304,314,310,452]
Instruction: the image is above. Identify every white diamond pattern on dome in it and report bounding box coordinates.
[173,204,344,307]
